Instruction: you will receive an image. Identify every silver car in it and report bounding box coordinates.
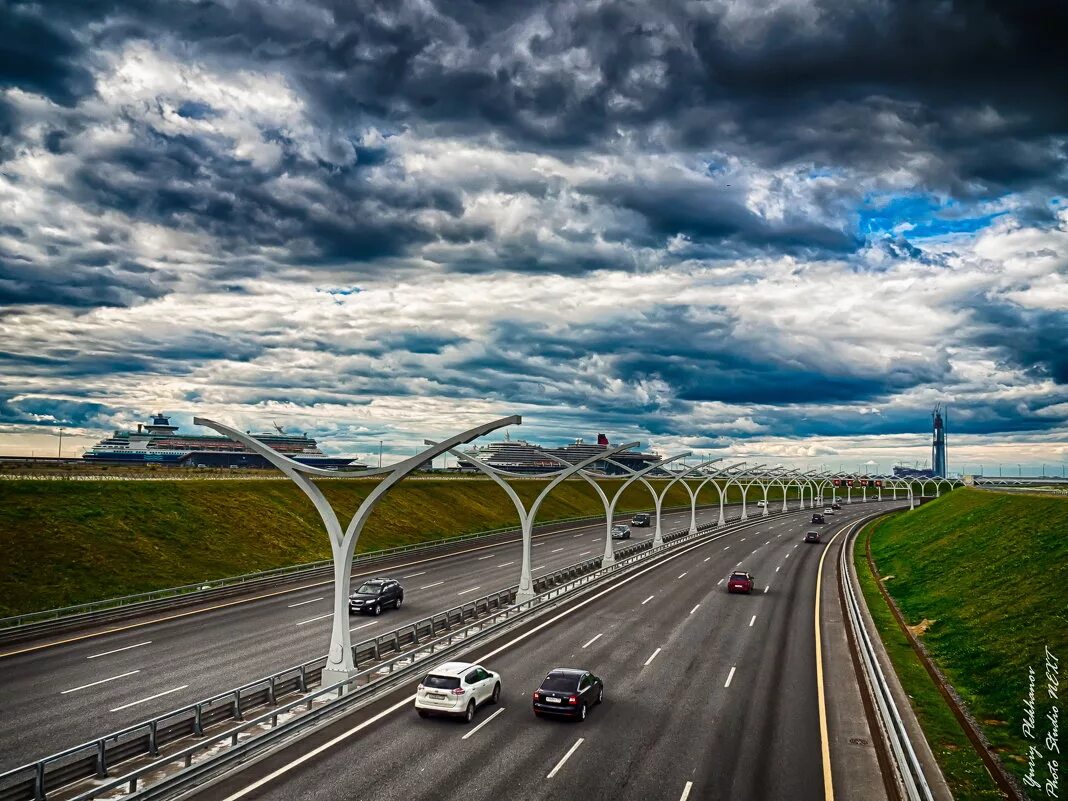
[611,524,632,540]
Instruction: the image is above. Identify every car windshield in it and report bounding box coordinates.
[540,674,580,692]
[355,583,383,594]
[612,525,625,530]
[423,674,460,690]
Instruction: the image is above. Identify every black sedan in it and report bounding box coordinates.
[532,668,603,721]
[348,577,404,615]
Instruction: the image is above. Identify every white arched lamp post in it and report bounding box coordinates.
[438,440,640,604]
[196,414,519,689]
[645,459,725,548]
[610,457,721,535]
[547,452,691,567]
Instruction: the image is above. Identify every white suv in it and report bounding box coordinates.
[415,661,502,721]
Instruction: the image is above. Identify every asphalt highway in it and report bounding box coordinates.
[0,499,816,769]
[198,501,901,801]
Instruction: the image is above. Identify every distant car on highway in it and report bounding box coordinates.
[611,524,632,540]
[811,513,825,524]
[532,668,603,721]
[755,500,768,508]
[415,661,501,721]
[348,578,404,616]
[727,571,755,594]
[804,530,822,543]
[823,507,835,515]
[832,502,842,510]
[630,512,651,527]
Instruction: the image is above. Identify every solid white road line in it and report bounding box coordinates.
[547,738,585,779]
[110,684,188,712]
[582,633,603,649]
[724,666,736,688]
[216,518,770,800]
[680,781,694,801]
[458,586,481,595]
[419,581,445,590]
[295,613,332,626]
[462,707,505,740]
[641,595,654,605]
[219,694,416,801]
[61,670,140,694]
[402,571,426,579]
[498,562,515,568]
[477,555,495,561]
[87,641,151,659]
[749,615,756,627]
[349,621,376,632]
[286,597,324,609]
[678,572,687,579]
[644,648,662,666]
[690,604,700,614]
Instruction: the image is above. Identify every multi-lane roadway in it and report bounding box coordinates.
[194,501,899,801]
[0,501,778,768]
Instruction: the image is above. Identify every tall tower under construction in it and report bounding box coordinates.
[931,405,948,478]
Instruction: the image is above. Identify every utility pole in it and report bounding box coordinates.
[57,428,64,459]
[378,440,383,468]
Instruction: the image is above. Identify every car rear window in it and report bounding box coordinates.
[423,675,460,690]
[540,675,579,692]
[730,573,748,581]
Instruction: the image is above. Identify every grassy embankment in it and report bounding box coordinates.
[0,477,796,616]
[857,488,1067,800]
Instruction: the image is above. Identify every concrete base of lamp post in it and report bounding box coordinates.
[321,667,359,692]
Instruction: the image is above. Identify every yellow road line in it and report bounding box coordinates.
[814,520,850,801]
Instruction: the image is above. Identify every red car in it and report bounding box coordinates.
[727,571,755,594]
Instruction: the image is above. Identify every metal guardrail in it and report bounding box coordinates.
[1,504,699,635]
[839,516,934,801]
[61,520,726,801]
[0,517,725,801]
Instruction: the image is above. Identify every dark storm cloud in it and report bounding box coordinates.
[0,254,174,308]
[0,394,114,428]
[25,0,1060,189]
[0,5,94,106]
[967,300,1068,384]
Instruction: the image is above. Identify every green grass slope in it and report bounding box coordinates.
[0,477,789,616]
[862,488,1067,796]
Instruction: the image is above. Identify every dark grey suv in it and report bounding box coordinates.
[349,578,404,615]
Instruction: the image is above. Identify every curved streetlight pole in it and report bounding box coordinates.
[719,464,768,524]
[196,414,520,688]
[440,440,640,604]
[676,459,725,534]
[551,452,692,567]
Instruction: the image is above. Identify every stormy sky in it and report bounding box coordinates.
[1,0,1066,471]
